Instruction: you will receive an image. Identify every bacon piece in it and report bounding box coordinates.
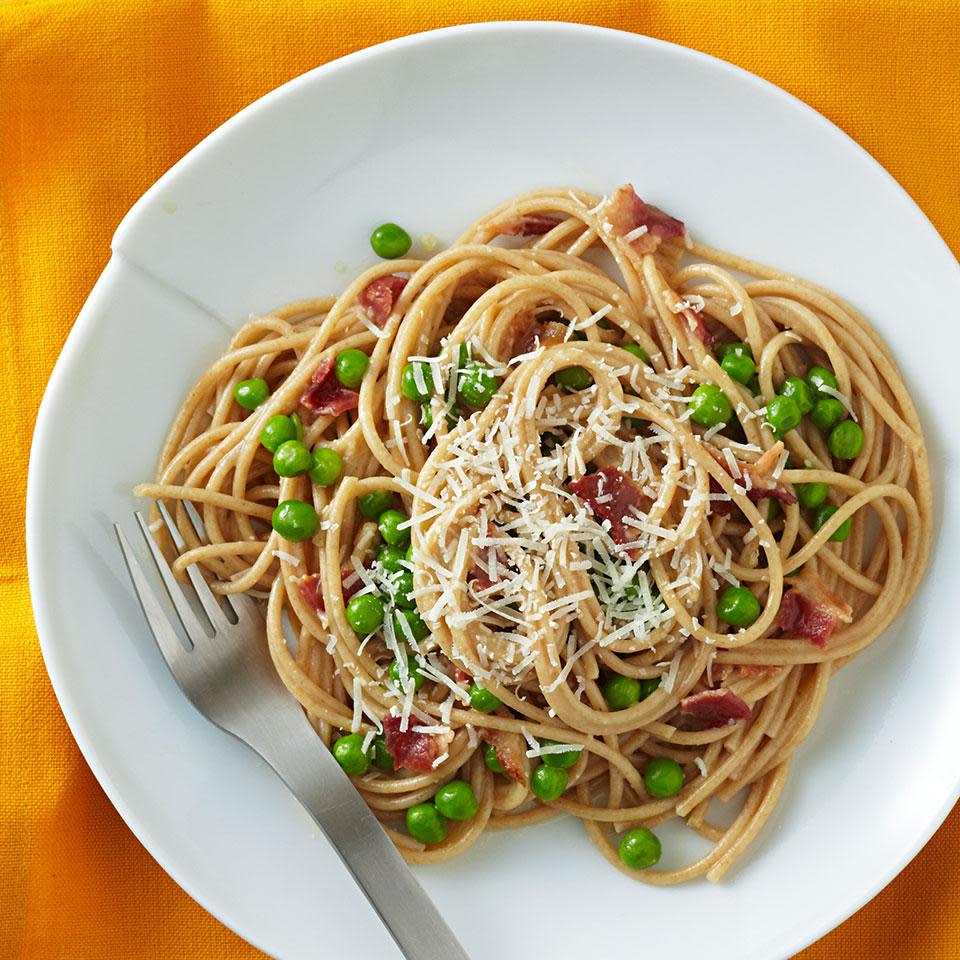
[295,568,363,614]
[602,184,685,255]
[681,688,752,728]
[706,442,797,507]
[661,288,714,349]
[468,521,512,590]
[569,467,650,550]
[480,728,528,785]
[296,574,324,613]
[499,214,563,237]
[684,308,714,348]
[777,568,853,648]
[382,715,455,773]
[453,668,472,686]
[299,355,360,416]
[358,275,408,327]
[512,312,567,356]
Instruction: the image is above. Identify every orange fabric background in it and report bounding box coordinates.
[2,1,958,957]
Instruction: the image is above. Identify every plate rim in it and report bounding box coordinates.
[26,20,960,960]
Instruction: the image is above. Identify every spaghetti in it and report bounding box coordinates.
[138,185,931,883]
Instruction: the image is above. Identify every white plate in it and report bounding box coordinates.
[27,22,960,960]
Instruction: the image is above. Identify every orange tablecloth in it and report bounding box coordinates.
[3,1,958,957]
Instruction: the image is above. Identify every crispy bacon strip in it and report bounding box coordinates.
[706,442,798,507]
[480,728,528,785]
[777,567,853,648]
[382,715,454,773]
[296,568,363,614]
[299,355,360,416]
[569,467,650,550]
[499,214,563,237]
[602,184,685,255]
[683,307,714,348]
[358,275,407,327]
[681,688,752,728]
[660,288,714,348]
[512,312,567,356]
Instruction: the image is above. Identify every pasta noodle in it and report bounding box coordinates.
[138,185,931,882]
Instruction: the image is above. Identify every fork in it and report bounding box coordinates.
[115,501,470,960]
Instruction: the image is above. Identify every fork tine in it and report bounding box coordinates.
[181,500,246,622]
[115,523,189,670]
[155,500,235,633]
[135,512,209,641]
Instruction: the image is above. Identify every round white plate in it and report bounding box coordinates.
[27,22,960,960]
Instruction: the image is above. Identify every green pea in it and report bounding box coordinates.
[779,376,814,415]
[434,780,479,820]
[335,348,369,389]
[717,585,761,628]
[308,446,342,487]
[469,682,501,713]
[377,544,407,574]
[747,375,761,397]
[379,509,411,547]
[539,740,580,770]
[764,394,801,437]
[623,344,649,364]
[271,499,319,542]
[370,222,412,260]
[828,420,864,460]
[813,504,852,542]
[638,677,661,700]
[553,366,594,391]
[602,675,641,710]
[345,593,385,636]
[401,362,435,402]
[459,362,501,407]
[260,414,297,453]
[531,764,568,802]
[644,757,685,798]
[273,439,312,478]
[795,481,829,509]
[618,828,662,870]
[810,397,845,432]
[420,402,433,430]
[484,743,505,774]
[807,365,838,397]
[332,733,369,776]
[392,608,429,644]
[291,412,303,442]
[234,377,269,410]
[391,569,416,609]
[720,352,755,385]
[406,803,447,844]
[689,384,732,428]
[370,735,394,772]
[389,657,424,692]
[716,342,753,362]
[768,498,781,523]
[405,543,414,562]
[359,490,394,519]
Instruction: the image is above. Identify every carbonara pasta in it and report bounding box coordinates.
[138,185,931,882]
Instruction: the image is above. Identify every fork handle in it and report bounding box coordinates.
[262,714,471,960]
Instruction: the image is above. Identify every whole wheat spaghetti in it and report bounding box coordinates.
[137,185,931,882]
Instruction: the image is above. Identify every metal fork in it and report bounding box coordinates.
[115,501,470,960]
